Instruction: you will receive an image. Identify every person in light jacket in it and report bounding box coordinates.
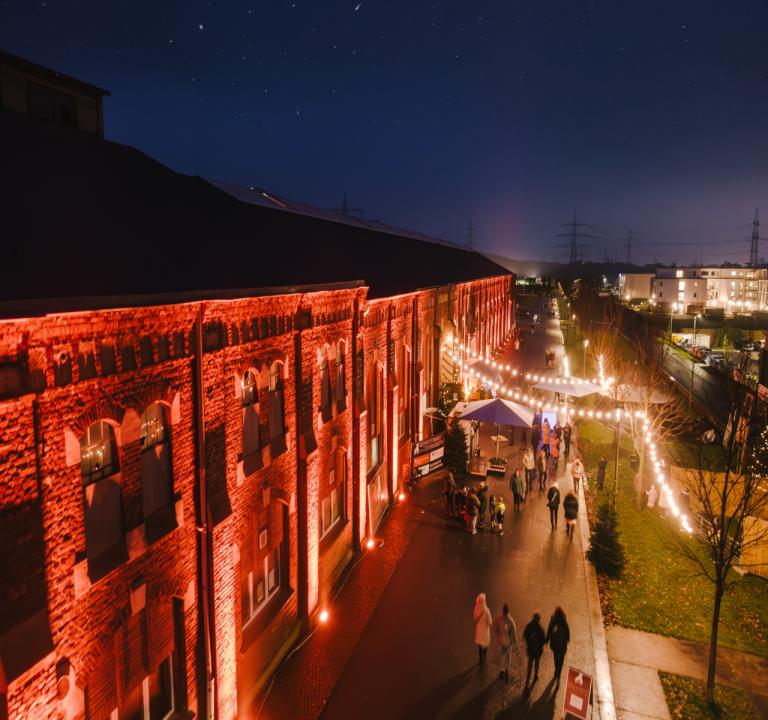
[495,604,518,682]
[523,447,536,491]
[474,593,493,664]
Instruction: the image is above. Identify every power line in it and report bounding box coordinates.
[332,193,364,215]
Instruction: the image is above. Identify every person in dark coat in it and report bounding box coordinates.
[562,423,573,458]
[445,471,457,516]
[510,470,524,511]
[531,424,541,453]
[597,456,608,491]
[477,481,488,529]
[546,607,571,686]
[563,491,579,538]
[546,481,561,530]
[523,613,546,690]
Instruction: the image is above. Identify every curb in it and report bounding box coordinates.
[576,447,617,720]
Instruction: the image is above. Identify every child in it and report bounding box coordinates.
[495,496,506,536]
[489,494,497,529]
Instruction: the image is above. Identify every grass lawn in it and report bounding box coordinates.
[659,672,758,720]
[577,419,768,656]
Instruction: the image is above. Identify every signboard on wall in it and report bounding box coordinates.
[412,432,445,480]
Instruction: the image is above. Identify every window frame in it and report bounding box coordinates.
[110,654,175,720]
[81,420,120,485]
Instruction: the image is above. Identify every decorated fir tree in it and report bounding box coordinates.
[443,419,469,477]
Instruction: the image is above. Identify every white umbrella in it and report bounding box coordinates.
[533,375,603,398]
[457,398,534,459]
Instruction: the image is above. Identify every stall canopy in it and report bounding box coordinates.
[457,398,534,459]
[533,376,603,398]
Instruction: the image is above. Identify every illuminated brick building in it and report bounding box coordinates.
[0,53,514,720]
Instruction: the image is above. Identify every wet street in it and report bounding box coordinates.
[321,296,598,720]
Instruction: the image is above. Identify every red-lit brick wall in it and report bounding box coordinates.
[0,273,513,720]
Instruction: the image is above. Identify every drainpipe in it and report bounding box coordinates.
[194,306,217,719]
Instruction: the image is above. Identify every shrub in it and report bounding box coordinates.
[587,501,627,578]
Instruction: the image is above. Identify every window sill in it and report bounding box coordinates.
[366,461,384,483]
[240,586,295,652]
[319,518,349,552]
[85,541,128,584]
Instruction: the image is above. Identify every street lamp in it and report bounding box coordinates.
[582,338,589,376]
[689,313,701,416]
[692,312,701,347]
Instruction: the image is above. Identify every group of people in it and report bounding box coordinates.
[445,475,508,536]
[543,349,557,368]
[473,595,572,690]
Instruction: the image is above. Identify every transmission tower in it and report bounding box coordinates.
[555,211,598,264]
[465,220,476,250]
[749,207,763,266]
[626,230,637,265]
[332,193,363,215]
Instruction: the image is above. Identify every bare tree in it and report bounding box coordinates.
[673,406,768,705]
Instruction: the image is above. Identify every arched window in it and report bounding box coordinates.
[268,362,287,457]
[366,364,383,471]
[335,341,347,412]
[319,350,332,423]
[242,369,262,476]
[140,403,173,532]
[399,344,410,439]
[80,420,124,579]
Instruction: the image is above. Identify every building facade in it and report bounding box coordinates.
[0,275,513,720]
[652,266,768,312]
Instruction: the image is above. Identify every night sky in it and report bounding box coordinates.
[3,1,768,264]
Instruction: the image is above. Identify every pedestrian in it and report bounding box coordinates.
[550,434,560,475]
[646,484,658,509]
[467,488,480,535]
[523,613,546,691]
[541,419,551,457]
[474,593,493,664]
[495,603,518,682]
[523,447,535,491]
[477,481,488,529]
[489,494,497,529]
[546,480,561,530]
[546,607,571,686]
[563,491,579,538]
[537,449,548,491]
[571,456,585,493]
[553,420,562,440]
[445,471,457,516]
[562,422,572,458]
[510,469,524,510]
[531,423,541,454]
[596,456,607,491]
[495,496,506,535]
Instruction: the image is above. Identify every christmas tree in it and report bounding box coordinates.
[444,419,469,477]
[587,500,627,578]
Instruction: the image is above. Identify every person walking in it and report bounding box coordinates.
[571,456,585,493]
[550,434,560,475]
[531,423,541,454]
[495,604,518,682]
[523,613,546,691]
[523,447,535,491]
[474,593,493,665]
[495,496,506,535]
[541,419,551,457]
[596,456,607,491]
[546,607,571,686]
[536,449,548,491]
[467,488,480,535]
[563,490,579,538]
[510,469,524,510]
[477,480,488,529]
[546,480,561,530]
[562,422,572,458]
[445,471,457,516]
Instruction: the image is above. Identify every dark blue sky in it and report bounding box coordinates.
[3,1,768,263]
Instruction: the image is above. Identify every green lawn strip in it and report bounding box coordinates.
[659,671,758,720]
[577,419,768,656]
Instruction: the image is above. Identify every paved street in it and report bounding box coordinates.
[320,298,599,720]
[662,349,730,427]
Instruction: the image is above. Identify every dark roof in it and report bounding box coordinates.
[0,50,111,97]
[0,111,510,310]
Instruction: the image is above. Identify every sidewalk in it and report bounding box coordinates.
[255,488,424,719]
[607,626,768,720]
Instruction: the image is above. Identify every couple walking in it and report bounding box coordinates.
[546,480,580,537]
[473,594,517,682]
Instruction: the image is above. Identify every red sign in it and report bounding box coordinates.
[563,666,592,720]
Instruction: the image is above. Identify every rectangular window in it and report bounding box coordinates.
[114,655,174,720]
[242,505,285,626]
[320,482,345,538]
